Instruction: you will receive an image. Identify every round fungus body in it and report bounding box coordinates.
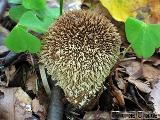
[39,10,121,108]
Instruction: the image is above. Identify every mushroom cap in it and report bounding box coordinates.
[39,10,121,108]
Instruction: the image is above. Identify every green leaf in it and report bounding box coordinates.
[9,5,28,22]
[36,7,60,28]
[22,0,46,10]
[4,25,41,53]
[37,7,60,19]
[19,11,47,33]
[7,0,22,4]
[125,17,160,59]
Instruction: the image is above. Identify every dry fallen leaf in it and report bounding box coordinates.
[15,87,32,104]
[32,98,44,113]
[0,87,32,120]
[150,80,160,114]
[32,98,47,119]
[116,77,126,91]
[4,65,16,83]
[120,60,142,79]
[143,64,160,82]
[120,60,160,83]
[145,56,160,67]
[26,72,37,93]
[128,77,151,93]
[148,0,160,24]
[111,85,125,106]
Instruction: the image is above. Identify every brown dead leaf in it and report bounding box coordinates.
[135,0,160,24]
[145,56,160,67]
[143,64,160,82]
[26,72,37,93]
[116,77,126,91]
[148,0,160,24]
[120,60,142,79]
[150,80,160,114]
[120,60,160,83]
[15,87,32,104]
[4,65,16,85]
[0,87,32,120]
[32,97,47,120]
[32,98,44,113]
[111,85,125,107]
[128,77,151,93]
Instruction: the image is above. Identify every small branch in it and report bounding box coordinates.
[121,44,132,59]
[120,57,137,61]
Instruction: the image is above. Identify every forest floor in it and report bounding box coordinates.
[0,0,160,120]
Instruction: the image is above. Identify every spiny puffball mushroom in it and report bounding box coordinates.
[39,10,121,108]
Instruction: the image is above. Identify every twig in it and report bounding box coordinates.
[121,44,132,59]
[120,57,137,61]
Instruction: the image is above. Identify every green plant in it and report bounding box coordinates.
[125,17,160,59]
[5,0,61,53]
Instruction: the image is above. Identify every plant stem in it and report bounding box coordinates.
[60,0,63,15]
[121,44,131,59]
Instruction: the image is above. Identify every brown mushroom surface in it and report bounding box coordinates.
[39,10,121,108]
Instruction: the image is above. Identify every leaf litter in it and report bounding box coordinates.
[0,0,160,119]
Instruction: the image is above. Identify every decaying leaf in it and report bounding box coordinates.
[120,60,142,79]
[0,87,32,120]
[15,87,32,104]
[26,72,37,93]
[148,0,160,24]
[116,77,126,91]
[32,98,44,113]
[128,77,151,93]
[100,0,148,22]
[150,80,160,114]
[4,65,16,84]
[111,85,125,106]
[146,56,160,67]
[0,26,9,55]
[143,64,160,82]
[120,60,160,83]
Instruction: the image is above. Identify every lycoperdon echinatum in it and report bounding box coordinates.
[39,10,121,108]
